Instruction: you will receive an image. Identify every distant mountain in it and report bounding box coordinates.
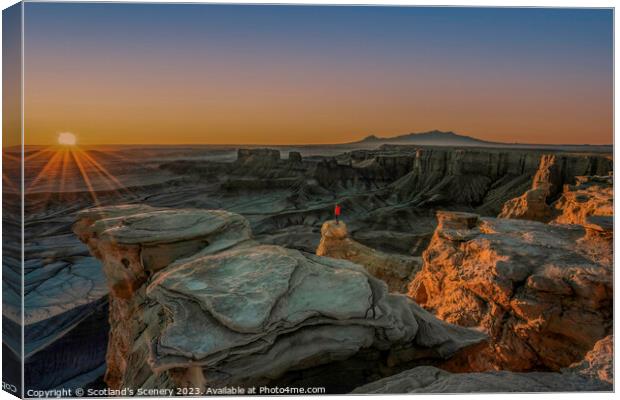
[353,130,499,147]
[348,130,612,152]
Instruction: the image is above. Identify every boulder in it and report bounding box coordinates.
[316,220,422,293]
[408,211,612,371]
[73,205,486,393]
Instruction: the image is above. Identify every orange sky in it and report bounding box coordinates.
[20,4,613,146]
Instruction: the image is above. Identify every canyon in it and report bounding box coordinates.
[7,140,613,392]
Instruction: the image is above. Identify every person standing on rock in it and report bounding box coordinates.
[334,204,341,224]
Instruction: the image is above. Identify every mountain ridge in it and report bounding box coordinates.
[351,130,612,149]
[355,130,502,146]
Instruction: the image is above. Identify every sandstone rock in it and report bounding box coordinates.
[74,205,252,299]
[387,148,611,215]
[565,335,613,384]
[409,211,612,372]
[316,220,422,293]
[498,187,553,222]
[74,205,486,393]
[553,175,613,227]
[351,365,611,393]
[28,144,613,391]
[531,154,562,197]
[499,154,613,224]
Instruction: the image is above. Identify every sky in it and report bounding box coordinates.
[22,3,613,145]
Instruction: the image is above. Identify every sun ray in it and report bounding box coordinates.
[77,151,126,198]
[76,148,127,190]
[70,148,101,206]
[26,150,64,192]
[69,149,122,233]
[2,171,18,192]
[58,148,71,196]
[24,146,55,161]
[3,151,21,161]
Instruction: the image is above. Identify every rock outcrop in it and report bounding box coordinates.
[316,220,422,293]
[497,186,553,222]
[73,205,486,393]
[553,175,613,228]
[386,148,611,215]
[288,151,303,164]
[408,211,612,372]
[565,335,613,384]
[351,365,611,393]
[499,154,613,225]
[24,143,613,392]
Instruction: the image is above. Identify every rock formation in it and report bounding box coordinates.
[73,205,486,393]
[385,148,611,215]
[497,186,553,222]
[499,153,613,225]
[288,151,303,164]
[408,211,612,372]
[26,144,613,390]
[564,335,613,384]
[316,220,421,293]
[351,365,611,393]
[553,175,613,226]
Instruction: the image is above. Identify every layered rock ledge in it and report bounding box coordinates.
[553,175,613,230]
[316,220,421,293]
[408,211,612,372]
[73,205,486,393]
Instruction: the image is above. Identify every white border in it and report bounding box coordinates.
[0,2,616,400]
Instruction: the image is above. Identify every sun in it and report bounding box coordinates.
[58,132,77,146]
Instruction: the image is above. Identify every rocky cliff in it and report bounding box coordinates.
[387,148,611,214]
[499,152,613,225]
[408,211,612,372]
[553,175,613,228]
[73,205,486,393]
[316,220,421,293]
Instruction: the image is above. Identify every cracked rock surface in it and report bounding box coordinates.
[408,211,612,372]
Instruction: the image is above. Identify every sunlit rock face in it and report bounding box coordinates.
[385,148,611,215]
[564,335,613,385]
[553,175,613,227]
[499,154,613,225]
[73,205,486,393]
[316,220,421,293]
[498,187,553,222]
[408,211,612,372]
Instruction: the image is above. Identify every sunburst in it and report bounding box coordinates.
[25,134,130,207]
